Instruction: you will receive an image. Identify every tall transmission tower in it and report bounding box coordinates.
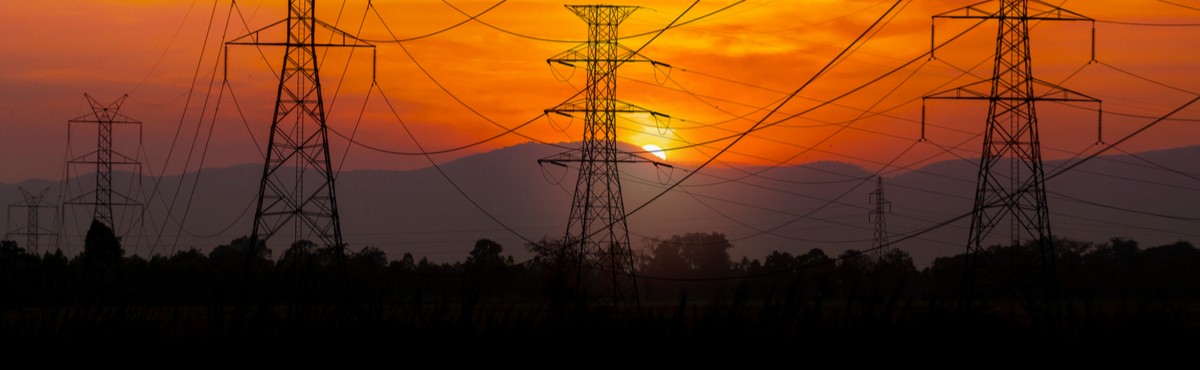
[64,94,143,232]
[226,0,374,250]
[7,187,56,253]
[924,0,1100,309]
[869,176,891,261]
[538,5,670,308]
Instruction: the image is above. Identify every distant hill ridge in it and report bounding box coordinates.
[3,143,1197,267]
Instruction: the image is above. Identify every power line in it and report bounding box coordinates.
[144,0,230,255]
[1113,146,1200,183]
[1095,19,1200,27]
[1048,191,1200,222]
[1158,0,1200,11]
[356,0,507,43]
[1096,60,1199,95]
[374,82,537,246]
[129,0,200,95]
[439,0,746,44]
[617,6,1200,283]
[369,2,571,152]
[607,0,913,250]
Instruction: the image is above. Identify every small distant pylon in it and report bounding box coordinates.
[6,187,56,254]
[923,0,1101,312]
[226,0,374,251]
[869,176,891,261]
[64,94,143,232]
[538,5,671,309]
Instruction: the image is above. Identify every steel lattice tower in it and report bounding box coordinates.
[7,187,56,253]
[539,5,669,308]
[924,0,1100,310]
[227,0,373,250]
[869,176,891,261]
[65,94,143,231]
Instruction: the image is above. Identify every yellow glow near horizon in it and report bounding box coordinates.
[643,144,667,161]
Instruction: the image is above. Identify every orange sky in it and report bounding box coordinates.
[1,0,1199,183]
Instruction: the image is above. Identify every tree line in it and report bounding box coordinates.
[1,220,1198,344]
[2,220,1197,306]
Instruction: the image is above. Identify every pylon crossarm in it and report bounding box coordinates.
[538,149,670,167]
[923,79,994,100]
[314,18,376,47]
[932,0,998,19]
[616,43,660,64]
[933,0,1091,21]
[1032,78,1101,102]
[614,151,671,167]
[66,158,140,166]
[61,198,140,207]
[1028,0,1092,21]
[226,19,288,45]
[67,150,103,163]
[566,4,639,22]
[226,19,374,48]
[548,99,668,115]
[547,45,588,66]
[108,151,140,164]
[68,116,140,125]
[109,192,143,205]
[548,42,658,65]
[63,191,98,204]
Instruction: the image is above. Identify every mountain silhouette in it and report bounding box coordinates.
[3,143,1197,267]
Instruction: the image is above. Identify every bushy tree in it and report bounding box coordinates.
[81,219,122,264]
[644,232,734,277]
[467,238,505,267]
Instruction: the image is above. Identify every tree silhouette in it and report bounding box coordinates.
[467,238,505,268]
[643,236,686,276]
[763,251,796,272]
[679,232,733,276]
[353,246,387,268]
[644,232,734,278]
[81,219,122,264]
[0,240,28,260]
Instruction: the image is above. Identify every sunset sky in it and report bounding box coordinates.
[1,0,1198,184]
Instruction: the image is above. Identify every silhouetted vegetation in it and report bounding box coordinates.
[1,222,1197,346]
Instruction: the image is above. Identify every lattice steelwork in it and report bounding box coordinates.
[869,177,891,261]
[65,94,142,231]
[539,5,669,308]
[7,187,56,253]
[924,0,1100,310]
[227,0,373,250]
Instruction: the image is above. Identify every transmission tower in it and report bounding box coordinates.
[7,187,56,253]
[869,176,891,261]
[226,0,374,250]
[64,94,143,231]
[924,0,1101,310]
[538,5,670,308]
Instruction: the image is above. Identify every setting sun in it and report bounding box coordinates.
[642,144,667,161]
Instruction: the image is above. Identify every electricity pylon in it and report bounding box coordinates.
[7,187,56,253]
[869,176,891,261]
[924,0,1101,312]
[226,0,374,251]
[65,94,143,232]
[538,5,670,309]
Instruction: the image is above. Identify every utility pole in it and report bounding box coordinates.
[7,187,56,254]
[924,0,1100,313]
[538,5,670,309]
[226,0,374,252]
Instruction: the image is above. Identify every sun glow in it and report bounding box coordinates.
[642,144,667,161]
